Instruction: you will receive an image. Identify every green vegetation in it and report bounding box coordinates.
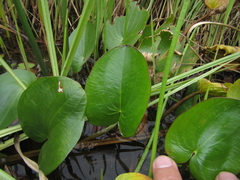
[0,0,239,179]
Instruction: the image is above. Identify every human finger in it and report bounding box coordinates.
[215,172,239,180]
[152,155,182,180]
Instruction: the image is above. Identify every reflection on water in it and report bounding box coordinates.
[48,143,156,180]
[1,109,167,180]
[46,115,163,180]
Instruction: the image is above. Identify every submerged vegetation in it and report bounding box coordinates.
[0,0,240,179]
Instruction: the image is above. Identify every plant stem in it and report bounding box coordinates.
[0,133,28,151]
[61,9,69,66]
[149,0,189,177]
[151,52,240,92]
[123,0,130,45]
[0,169,16,180]
[0,124,22,138]
[37,0,59,76]
[80,123,117,142]
[7,0,30,71]
[0,57,27,90]
[149,58,238,107]
[61,0,96,76]
[134,132,154,172]
[12,0,49,76]
[162,91,202,119]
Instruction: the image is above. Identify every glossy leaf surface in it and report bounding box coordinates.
[85,46,150,137]
[165,98,240,180]
[69,21,95,73]
[18,77,86,175]
[0,69,36,129]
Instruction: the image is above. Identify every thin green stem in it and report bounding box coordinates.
[7,0,30,71]
[12,0,49,76]
[151,52,240,91]
[80,123,117,142]
[147,0,155,11]
[0,57,27,90]
[149,0,189,177]
[123,0,130,45]
[94,0,103,60]
[61,8,69,65]
[61,0,96,76]
[103,0,108,53]
[0,124,22,138]
[149,53,240,107]
[37,0,59,76]
[0,133,28,151]
[150,14,156,82]
[0,169,16,180]
[134,132,154,172]
[214,0,235,55]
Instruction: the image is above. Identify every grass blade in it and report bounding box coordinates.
[149,0,190,177]
[61,0,96,76]
[12,0,49,76]
[0,57,27,90]
[37,0,59,76]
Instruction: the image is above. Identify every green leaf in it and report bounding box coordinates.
[0,69,36,129]
[198,78,228,96]
[115,172,152,180]
[69,21,96,73]
[138,15,174,53]
[227,79,240,99]
[165,98,240,180]
[155,30,182,74]
[104,2,148,49]
[85,46,150,137]
[0,169,16,180]
[18,77,86,175]
[176,42,198,75]
[17,62,35,69]
[155,30,198,76]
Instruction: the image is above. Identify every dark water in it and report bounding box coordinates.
[1,108,172,180]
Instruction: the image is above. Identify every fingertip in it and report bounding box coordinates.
[153,156,182,180]
[215,172,239,180]
[153,155,178,169]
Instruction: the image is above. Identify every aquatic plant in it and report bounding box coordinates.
[0,0,239,179]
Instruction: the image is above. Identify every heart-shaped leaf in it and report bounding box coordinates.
[85,45,150,137]
[165,98,240,180]
[104,2,148,49]
[69,21,96,73]
[0,69,36,129]
[18,77,86,175]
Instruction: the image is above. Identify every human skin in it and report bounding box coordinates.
[152,156,239,180]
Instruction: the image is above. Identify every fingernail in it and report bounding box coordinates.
[154,155,173,168]
[216,172,239,180]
